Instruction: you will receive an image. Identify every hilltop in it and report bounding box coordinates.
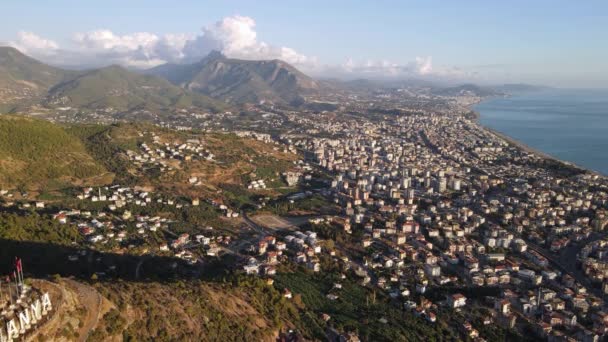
[147,51,320,105]
[0,116,111,190]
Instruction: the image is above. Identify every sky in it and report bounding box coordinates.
[2,0,607,87]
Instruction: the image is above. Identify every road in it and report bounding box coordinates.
[242,212,267,235]
[482,213,606,298]
[526,236,604,298]
[220,212,268,255]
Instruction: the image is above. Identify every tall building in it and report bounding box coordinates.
[435,177,447,193]
[451,179,461,191]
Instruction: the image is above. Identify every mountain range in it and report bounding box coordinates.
[0,46,539,115]
[0,46,224,113]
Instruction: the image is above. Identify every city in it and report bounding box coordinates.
[1,2,608,341]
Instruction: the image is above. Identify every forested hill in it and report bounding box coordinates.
[0,115,110,190]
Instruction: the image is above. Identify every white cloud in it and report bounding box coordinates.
[415,56,433,75]
[9,31,59,56]
[183,15,314,66]
[32,15,315,68]
[5,16,466,81]
[204,15,258,56]
[328,56,435,79]
[321,55,476,81]
[68,30,187,68]
[73,30,159,52]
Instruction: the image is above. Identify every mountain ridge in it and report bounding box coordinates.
[147,50,320,105]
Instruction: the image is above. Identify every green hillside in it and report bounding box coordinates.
[0,47,67,89]
[0,46,71,111]
[0,116,111,190]
[46,65,226,112]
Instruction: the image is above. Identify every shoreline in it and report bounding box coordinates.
[469,98,600,176]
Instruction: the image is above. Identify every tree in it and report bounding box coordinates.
[293,293,305,309]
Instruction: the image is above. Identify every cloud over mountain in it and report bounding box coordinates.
[10,31,59,56]
[6,15,457,79]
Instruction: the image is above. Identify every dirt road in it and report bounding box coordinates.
[63,279,103,342]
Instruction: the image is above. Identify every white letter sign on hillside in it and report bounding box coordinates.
[41,293,52,313]
[18,309,30,333]
[0,292,52,341]
[30,300,42,322]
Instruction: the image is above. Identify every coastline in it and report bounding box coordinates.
[469,98,597,176]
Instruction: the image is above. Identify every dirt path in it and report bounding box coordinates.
[62,279,103,342]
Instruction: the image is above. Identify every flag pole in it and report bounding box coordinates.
[13,272,19,297]
[15,257,24,291]
[7,277,13,307]
[15,257,20,287]
[18,258,24,288]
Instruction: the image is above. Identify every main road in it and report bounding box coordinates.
[526,233,605,298]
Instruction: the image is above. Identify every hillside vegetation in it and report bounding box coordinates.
[0,211,81,245]
[69,122,298,204]
[0,117,296,202]
[89,278,302,342]
[46,65,227,112]
[0,116,111,190]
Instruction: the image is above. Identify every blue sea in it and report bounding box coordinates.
[475,88,608,175]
